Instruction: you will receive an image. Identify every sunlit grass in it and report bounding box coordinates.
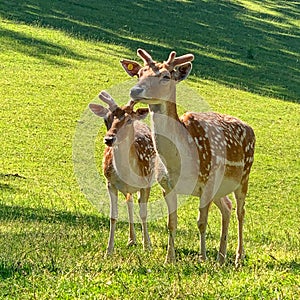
[0,0,299,298]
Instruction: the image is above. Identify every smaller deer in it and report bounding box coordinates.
[89,91,156,254]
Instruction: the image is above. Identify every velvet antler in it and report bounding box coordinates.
[137,48,194,70]
[137,48,154,66]
[165,51,194,70]
[99,91,118,111]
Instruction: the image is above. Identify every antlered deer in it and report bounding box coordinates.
[121,49,255,266]
[89,91,157,254]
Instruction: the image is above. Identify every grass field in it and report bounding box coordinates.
[0,0,299,298]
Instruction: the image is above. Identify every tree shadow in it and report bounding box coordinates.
[266,258,300,274]
[0,0,299,101]
[0,202,110,279]
[0,25,88,65]
[0,203,108,230]
[0,173,24,194]
[0,183,14,193]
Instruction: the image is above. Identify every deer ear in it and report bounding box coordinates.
[120,59,141,77]
[89,103,109,117]
[173,62,192,82]
[135,108,149,120]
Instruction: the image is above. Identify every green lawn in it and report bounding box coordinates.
[0,0,299,298]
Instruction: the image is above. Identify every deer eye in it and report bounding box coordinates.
[160,75,171,85]
[126,118,133,125]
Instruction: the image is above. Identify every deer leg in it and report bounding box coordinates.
[213,196,232,265]
[138,188,151,250]
[107,183,118,255]
[164,190,177,264]
[197,201,211,262]
[234,185,247,267]
[126,193,136,247]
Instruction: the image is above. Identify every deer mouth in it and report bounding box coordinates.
[130,86,162,104]
[131,96,145,102]
[131,95,162,105]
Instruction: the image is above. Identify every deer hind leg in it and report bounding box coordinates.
[107,183,118,255]
[197,201,211,262]
[126,193,136,247]
[234,184,247,267]
[138,188,151,250]
[164,189,177,264]
[213,196,232,265]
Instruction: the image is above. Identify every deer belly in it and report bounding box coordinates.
[212,178,240,199]
[176,163,243,199]
[111,170,154,194]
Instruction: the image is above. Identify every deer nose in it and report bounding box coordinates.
[130,86,144,99]
[104,136,116,146]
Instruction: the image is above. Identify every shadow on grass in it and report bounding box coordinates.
[0,261,33,280]
[0,203,110,279]
[0,0,299,101]
[176,248,300,275]
[0,25,88,65]
[0,183,15,193]
[266,259,300,274]
[0,203,108,230]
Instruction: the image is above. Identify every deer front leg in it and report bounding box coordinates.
[106,183,118,255]
[213,196,232,265]
[126,193,136,247]
[138,188,151,250]
[164,190,177,264]
[197,202,210,262]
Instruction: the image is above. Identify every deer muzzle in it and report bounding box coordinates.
[104,136,116,146]
[130,86,144,100]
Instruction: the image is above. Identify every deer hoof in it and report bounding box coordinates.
[143,243,152,251]
[105,250,113,258]
[235,253,245,268]
[165,252,176,264]
[127,239,136,247]
[217,253,226,265]
[199,254,207,263]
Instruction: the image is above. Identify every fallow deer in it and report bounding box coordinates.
[89,91,157,254]
[121,49,255,266]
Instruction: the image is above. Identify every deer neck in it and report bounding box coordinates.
[148,92,190,183]
[148,90,181,137]
[149,101,179,121]
[112,125,137,175]
[148,86,180,119]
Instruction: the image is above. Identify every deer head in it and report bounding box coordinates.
[121,49,194,103]
[89,91,149,146]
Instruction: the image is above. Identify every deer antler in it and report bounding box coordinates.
[165,51,194,70]
[126,99,136,109]
[98,91,118,111]
[165,51,177,67]
[136,48,194,71]
[122,99,136,114]
[137,48,154,66]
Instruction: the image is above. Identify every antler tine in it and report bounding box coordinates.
[165,52,194,70]
[98,90,118,111]
[173,53,194,67]
[137,48,154,66]
[125,99,136,111]
[164,51,176,68]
